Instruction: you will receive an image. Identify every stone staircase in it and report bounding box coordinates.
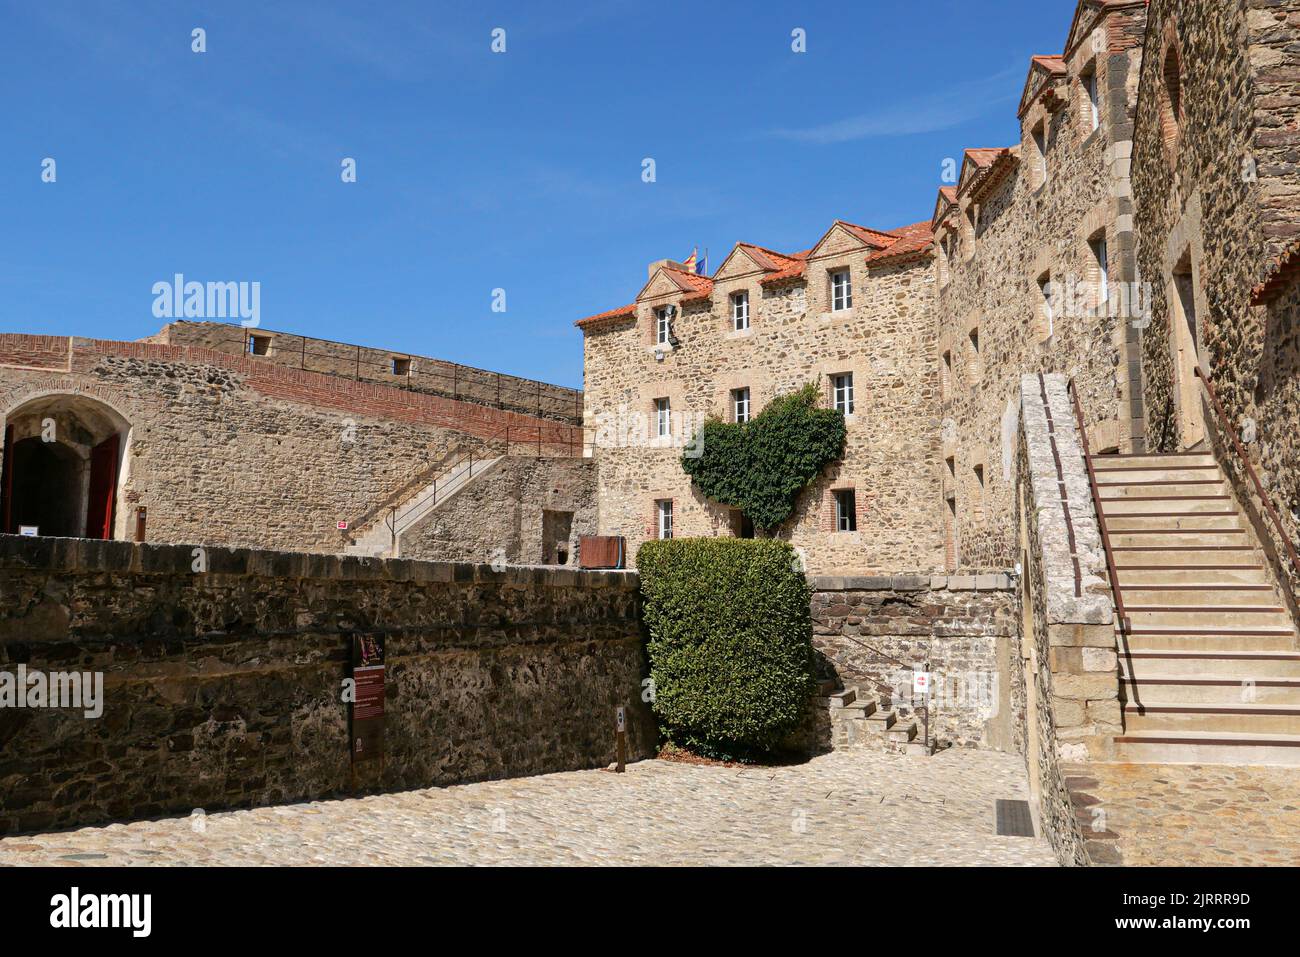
[817,680,927,754]
[344,454,503,558]
[1091,451,1300,765]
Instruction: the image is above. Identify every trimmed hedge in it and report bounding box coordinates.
[636,538,816,759]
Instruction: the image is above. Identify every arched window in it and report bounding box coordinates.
[1160,44,1183,153]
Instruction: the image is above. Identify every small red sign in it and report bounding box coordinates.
[337,521,349,530]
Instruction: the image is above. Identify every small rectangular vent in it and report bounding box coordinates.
[995,799,1035,837]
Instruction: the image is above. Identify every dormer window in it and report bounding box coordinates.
[655,307,671,345]
[830,269,852,312]
[731,291,750,331]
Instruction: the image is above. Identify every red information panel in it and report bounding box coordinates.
[350,635,385,763]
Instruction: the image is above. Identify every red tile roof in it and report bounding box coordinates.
[1031,54,1067,75]
[661,264,715,302]
[574,303,636,329]
[866,221,935,264]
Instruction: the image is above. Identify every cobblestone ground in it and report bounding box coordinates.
[0,749,1054,866]
[1079,763,1300,867]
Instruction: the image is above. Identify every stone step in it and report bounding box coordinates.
[1123,703,1300,735]
[1119,585,1278,607]
[1114,566,1270,587]
[1120,676,1300,705]
[1109,529,1249,548]
[1104,513,1243,532]
[1090,453,1217,470]
[1098,481,1226,500]
[1125,607,1294,630]
[1120,650,1300,678]
[1093,467,1224,484]
[1116,629,1297,651]
[827,688,857,708]
[1111,730,1300,766]
[886,720,918,742]
[1100,495,1235,515]
[1111,548,1259,567]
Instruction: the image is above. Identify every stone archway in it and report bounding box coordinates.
[0,393,131,539]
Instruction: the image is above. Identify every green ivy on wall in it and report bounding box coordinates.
[681,383,847,532]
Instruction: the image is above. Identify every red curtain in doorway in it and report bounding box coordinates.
[85,433,120,540]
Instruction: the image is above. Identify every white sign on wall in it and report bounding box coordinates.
[18,526,38,537]
[913,672,933,696]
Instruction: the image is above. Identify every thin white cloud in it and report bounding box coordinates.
[769,64,1024,144]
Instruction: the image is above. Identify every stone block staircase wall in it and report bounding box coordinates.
[816,680,922,754]
[1092,451,1300,765]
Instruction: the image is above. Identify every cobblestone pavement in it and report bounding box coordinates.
[1078,762,1300,867]
[0,749,1054,866]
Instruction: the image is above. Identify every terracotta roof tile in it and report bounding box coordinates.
[1032,54,1067,75]
[574,303,636,328]
[866,221,934,264]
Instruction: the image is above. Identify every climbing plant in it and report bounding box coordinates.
[681,383,846,532]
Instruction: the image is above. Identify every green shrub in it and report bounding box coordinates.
[681,383,846,533]
[637,538,816,759]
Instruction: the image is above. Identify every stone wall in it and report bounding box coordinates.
[934,1,1148,573]
[581,247,944,577]
[1016,373,1121,866]
[399,457,598,567]
[1133,0,1300,605]
[0,535,652,835]
[160,321,583,425]
[0,335,579,557]
[810,573,1018,749]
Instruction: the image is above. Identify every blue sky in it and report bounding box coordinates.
[3,0,1073,388]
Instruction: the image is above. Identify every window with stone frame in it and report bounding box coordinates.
[830,269,852,312]
[967,326,982,381]
[833,488,857,533]
[731,387,751,423]
[831,372,855,415]
[654,397,671,438]
[655,499,674,540]
[972,462,986,522]
[248,334,272,356]
[654,306,671,345]
[940,349,953,402]
[731,290,750,332]
[391,356,411,376]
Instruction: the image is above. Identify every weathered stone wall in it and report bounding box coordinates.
[582,250,944,576]
[934,1,1148,573]
[0,336,579,557]
[399,457,598,566]
[160,321,583,425]
[1016,373,1120,866]
[810,573,1018,750]
[0,535,652,835]
[1133,0,1300,603]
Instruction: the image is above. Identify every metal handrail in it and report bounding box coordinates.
[1194,364,1300,586]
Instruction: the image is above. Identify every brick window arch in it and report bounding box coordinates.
[1158,28,1183,162]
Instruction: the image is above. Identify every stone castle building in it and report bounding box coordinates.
[3,0,1300,863]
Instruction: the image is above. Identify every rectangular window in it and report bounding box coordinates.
[248,335,271,356]
[1039,274,1055,339]
[1032,122,1048,187]
[1085,69,1100,132]
[731,291,750,331]
[941,350,953,401]
[656,499,674,540]
[655,307,671,345]
[834,489,857,532]
[655,397,671,437]
[830,270,852,311]
[968,327,981,379]
[392,357,410,376]
[832,373,855,415]
[732,387,751,423]
[1091,236,1109,304]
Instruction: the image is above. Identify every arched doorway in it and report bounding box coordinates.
[0,394,129,540]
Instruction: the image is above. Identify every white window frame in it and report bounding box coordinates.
[732,387,751,423]
[656,499,673,540]
[655,397,671,438]
[1085,70,1100,132]
[832,373,855,415]
[731,291,750,331]
[834,489,857,532]
[655,307,670,345]
[830,269,852,312]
